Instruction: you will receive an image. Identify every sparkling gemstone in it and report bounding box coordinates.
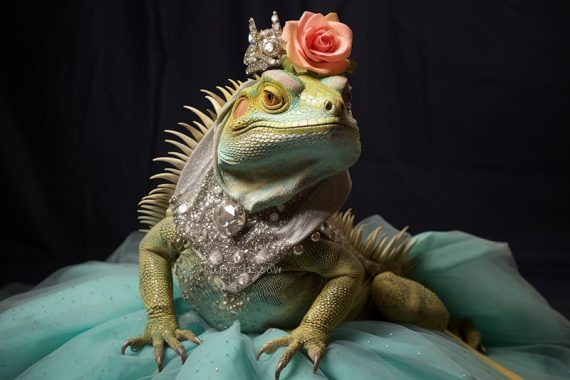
[254,248,270,264]
[208,250,223,266]
[213,186,223,195]
[215,201,246,236]
[311,231,321,242]
[211,276,224,288]
[248,33,254,45]
[271,13,278,23]
[177,203,189,214]
[269,212,279,222]
[293,244,304,255]
[233,252,244,264]
[263,41,275,54]
[237,273,250,286]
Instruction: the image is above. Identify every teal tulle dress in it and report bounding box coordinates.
[1,215,569,380]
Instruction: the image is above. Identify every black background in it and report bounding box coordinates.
[1,1,569,316]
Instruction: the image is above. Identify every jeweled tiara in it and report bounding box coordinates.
[243,11,286,75]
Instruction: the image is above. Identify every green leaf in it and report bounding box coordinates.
[346,59,358,74]
[281,57,295,73]
[281,57,309,75]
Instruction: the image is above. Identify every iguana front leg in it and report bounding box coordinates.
[257,240,364,379]
[121,216,200,370]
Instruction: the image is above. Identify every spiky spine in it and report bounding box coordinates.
[137,79,240,232]
[329,210,417,276]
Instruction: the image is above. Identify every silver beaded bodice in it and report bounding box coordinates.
[171,169,321,293]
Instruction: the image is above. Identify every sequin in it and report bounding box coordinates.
[237,273,250,285]
[208,250,223,266]
[293,244,304,255]
[254,248,270,264]
[233,252,244,264]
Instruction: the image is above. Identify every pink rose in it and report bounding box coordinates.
[282,11,352,76]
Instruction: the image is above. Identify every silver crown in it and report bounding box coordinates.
[243,11,286,75]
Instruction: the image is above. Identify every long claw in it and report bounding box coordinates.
[177,346,187,364]
[121,340,132,355]
[156,355,163,372]
[191,336,201,345]
[275,360,286,380]
[256,343,274,360]
[153,337,165,372]
[312,352,322,374]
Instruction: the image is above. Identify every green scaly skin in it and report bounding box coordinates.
[122,70,458,379]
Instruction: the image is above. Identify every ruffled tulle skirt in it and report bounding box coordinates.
[1,215,568,379]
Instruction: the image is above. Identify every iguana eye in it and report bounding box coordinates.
[263,89,281,107]
[259,84,288,113]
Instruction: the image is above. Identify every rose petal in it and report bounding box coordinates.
[298,12,326,31]
[309,37,351,61]
[327,21,353,42]
[314,30,336,52]
[292,45,314,69]
[283,23,308,70]
[281,21,298,43]
[304,29,336,61]
[308,59,350,75]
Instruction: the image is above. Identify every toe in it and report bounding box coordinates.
[152,336,165,372]
[121,336,148,354]
[256,335,290,360]
[164,335,186,364]
[274,340,302,380]
[175,329,201,345]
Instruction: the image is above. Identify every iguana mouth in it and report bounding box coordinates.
[235,117,356,135]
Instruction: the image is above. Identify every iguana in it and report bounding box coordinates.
[121,12,493,380]
[121,69,461,378]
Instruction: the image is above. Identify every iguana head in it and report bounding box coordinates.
[215,69,360,213]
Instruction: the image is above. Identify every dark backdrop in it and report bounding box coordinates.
[1,0,569,316]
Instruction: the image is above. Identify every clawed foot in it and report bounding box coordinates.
[448,319,485,353]
[121,316,201,371]
[256,325,327,380]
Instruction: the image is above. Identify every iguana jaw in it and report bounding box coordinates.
[234,116,357,135]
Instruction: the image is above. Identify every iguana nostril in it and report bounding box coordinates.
[324,100,334,111]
